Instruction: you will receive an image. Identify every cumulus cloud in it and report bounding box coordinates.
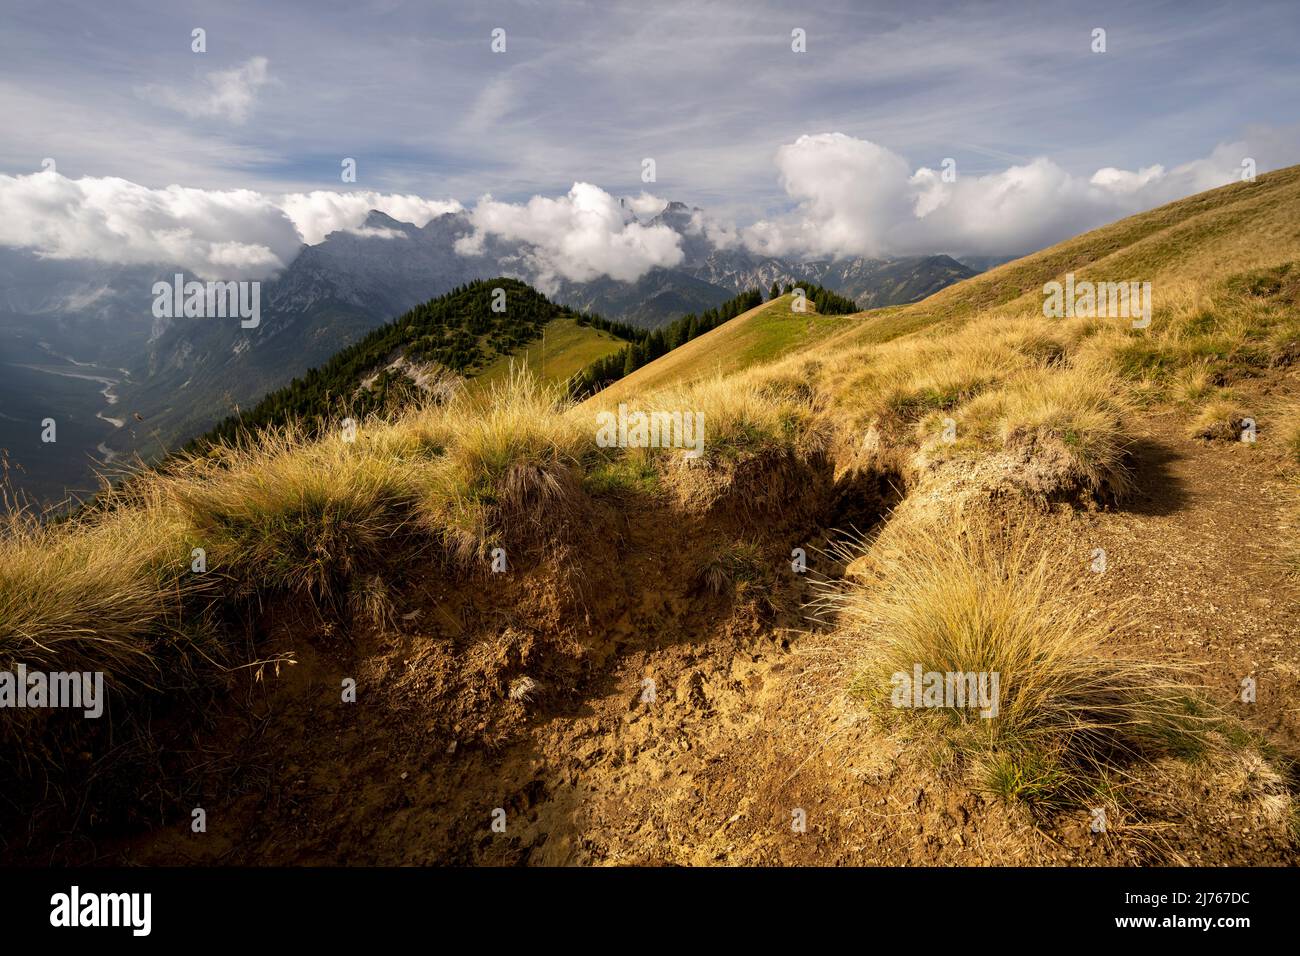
[138,56,272,124]
[741,132,1279,259]
[0,173,663,286]
[0,170,297,278]
[277,191,462,244]
[747,134,914,258]
[454,182,684,291]
[624,191,669,218]
[687,210,742,250]
[0,172,462,278]
[1088,164,1166,195]
[3,130,1291,284]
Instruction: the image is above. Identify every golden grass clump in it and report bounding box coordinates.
[155,369,593,577]
[1187,396,1252,442]
[816,316,1073,450]
[1060,263,1300,395]
[918,359,1137,500]
[1169,363,1220,405]
[426,370,591,557]
[158,426,426,596]
[623,372,832,518]
[0,496,201,687]
[694,541,765,596]
[837,512,1216,805]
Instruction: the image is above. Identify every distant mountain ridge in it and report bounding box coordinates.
[635,200,978,313]
[105,201,976,458]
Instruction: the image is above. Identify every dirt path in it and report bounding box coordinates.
[1078,408,1300,748]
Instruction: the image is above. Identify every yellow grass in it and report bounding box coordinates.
[0,500,197,685]
[835,512,1218,805]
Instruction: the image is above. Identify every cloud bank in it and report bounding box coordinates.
[0,172,462,278]
[278,191,462,245]
[1,129,1290,283]
[738,132,1270,259]
[454,182,684,291]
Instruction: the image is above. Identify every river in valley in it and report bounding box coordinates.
[0,343,135,504]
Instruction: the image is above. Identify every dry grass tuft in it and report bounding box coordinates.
[916,360,1136,501]
[694,541,765,596]
[833,511,1223,806]
[425,369,590,558]
[1188,397,1253,442]
[159,428,425,597]
[348,573,396,630]
[618,373,832,520]
[0,495,204,687]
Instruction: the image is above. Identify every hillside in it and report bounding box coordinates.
[587,293,852,403]
[191,278,635,448]
[471,317,627,392]
[2,199,980,508]
[598,164,1300,402]
[188,284,772,452]
[97,207,976,467]
[824,163,1300,348]
[4,167,1300,867]
[649,200,979,310]
[551,267,735,329]
[806,253,978,308]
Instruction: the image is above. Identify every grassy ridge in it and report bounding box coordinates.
[586,294,855,405]
[471,317,628,391]
[190,278,641,450]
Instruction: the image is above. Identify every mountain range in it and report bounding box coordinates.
[0,200,982,504]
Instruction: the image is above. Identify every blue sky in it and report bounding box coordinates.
[3,1,1297,207]
[1,0,1298,272]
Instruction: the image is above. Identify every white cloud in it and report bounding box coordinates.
[277,191,462,245]
[0,172,462,278]
[1,130,1290,285]
[688,210,742,250]
[0,170,297,278]
[741,132,1277,259]
[138,56,273,125]
[455,182,684,291]
[0,172,668,288]
[461,75,514,133]
[1089,164,1166,194]
[344,226,407,239]
[745,134,914,258]
[625,192,669,218]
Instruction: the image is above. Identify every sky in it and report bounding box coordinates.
[1,0,1299,279]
